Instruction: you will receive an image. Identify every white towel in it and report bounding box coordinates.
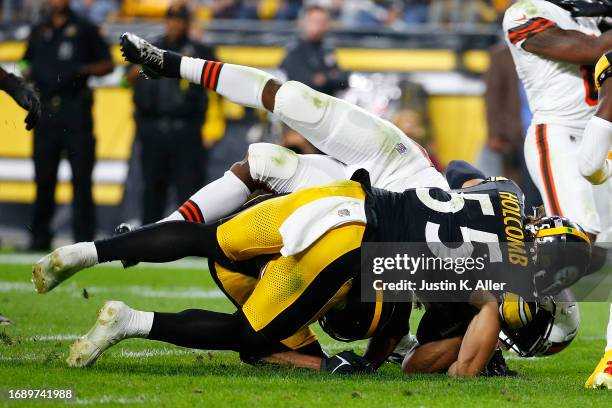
[279,196,367,257]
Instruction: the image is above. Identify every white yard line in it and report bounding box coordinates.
[0,281,224,300]
[73,396,149,405]
[28,334,80,341]
[0,253,208,270]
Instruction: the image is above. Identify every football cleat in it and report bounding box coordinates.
[32,243,97,294]
[585,349,612,389]
[119,32,164,79]
[67,301,132,368]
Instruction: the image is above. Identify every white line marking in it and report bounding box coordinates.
[0,253,208,269]
[29,334,79,341]
[0,281,224,299]
[73,396,149,405]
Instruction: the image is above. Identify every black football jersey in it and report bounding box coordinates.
[360,174,533,298]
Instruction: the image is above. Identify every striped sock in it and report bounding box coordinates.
[179,56,275,109]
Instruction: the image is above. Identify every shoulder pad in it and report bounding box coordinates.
[595,52,612,89]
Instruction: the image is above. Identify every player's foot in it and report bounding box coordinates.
[585,349,612,389]
[32,243,97,293]
[0,314,13,325]
[119,32,164,78]
[67,301,133,368]
[387,333,419,364]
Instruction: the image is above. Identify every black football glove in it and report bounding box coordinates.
[548,0,612,17]
[0,73,41,130]
[320,351,374,374]
[485,349,518,377]
[114,223,140,269]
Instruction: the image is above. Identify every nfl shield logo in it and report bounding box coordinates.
[338,209,350,217]
[395,143,408,155]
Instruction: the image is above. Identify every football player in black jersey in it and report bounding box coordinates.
[32,162,591,375]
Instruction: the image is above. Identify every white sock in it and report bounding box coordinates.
[179,57,275,109]
[161,171,251,224]
[126,309,154,339]
[606,303,612,352]
[61,242,98,267]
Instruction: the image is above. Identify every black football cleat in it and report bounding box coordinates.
[119,32,164,79]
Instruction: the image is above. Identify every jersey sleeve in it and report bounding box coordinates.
[503,3,558,48]
[594,52,612,89]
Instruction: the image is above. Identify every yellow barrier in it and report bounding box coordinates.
[0,42,491,73]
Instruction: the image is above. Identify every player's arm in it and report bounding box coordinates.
[522,27,612,65]
[445,160,486,189]
[447,290,500,377]
[578,53,612,184]
[263,350,373,374]
[0,66,41,130]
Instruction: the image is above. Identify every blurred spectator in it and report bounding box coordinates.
[279,3,348,153]
[126,4,215,224]
[22,0,113,250]
[482,41,541,208]
[71,0,118,24]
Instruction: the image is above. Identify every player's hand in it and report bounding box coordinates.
[548,0,612,17]
[0,73,41,130]
[114,223,140,269]
[320,351,374,374]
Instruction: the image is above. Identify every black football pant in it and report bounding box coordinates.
[31,120,95,249]
[137,119,205,224]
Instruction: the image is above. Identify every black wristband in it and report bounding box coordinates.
[163,51,182,78]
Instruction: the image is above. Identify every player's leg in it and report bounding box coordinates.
[162,143,348,224]
[209,258,324,359]
[585,303,612,389]
[524,123,601,237]
[120,33,444,191]
[67,224,362,368]
[32,180,366,292]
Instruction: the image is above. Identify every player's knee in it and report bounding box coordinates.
[274,81,328,124]
[247,143,299,191]
[235,312,282,357]
[230,156,256,191]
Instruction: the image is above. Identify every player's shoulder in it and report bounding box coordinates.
[503,0,563,29]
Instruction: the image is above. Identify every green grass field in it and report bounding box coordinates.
[1,259,611,407]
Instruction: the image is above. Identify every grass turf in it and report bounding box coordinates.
[0,261,611,407]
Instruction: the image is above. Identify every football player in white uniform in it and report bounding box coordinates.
[503,0,612,242]
[579,51,612,389]
[116,32,448,228]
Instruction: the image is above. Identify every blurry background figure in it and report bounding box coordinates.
[71,0,119,24]
[481,41,541,209]
[22,0,113,250]
[279,3,348,153]
[126,4,215,225]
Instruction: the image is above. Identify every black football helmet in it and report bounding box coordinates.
[319,289,404,342]
[499,289,580,357]
[528,216,592,297]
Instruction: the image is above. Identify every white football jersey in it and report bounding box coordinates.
[503,0,601,128]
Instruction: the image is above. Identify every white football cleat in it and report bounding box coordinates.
[67,301,133,368]
[32,243,97,293]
